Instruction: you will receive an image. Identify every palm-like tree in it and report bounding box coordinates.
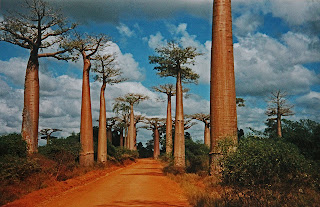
[210,0,237,174]
[0,0,75,153]
[114,93,149,150]
[149,41,201,169]
[63,33,110,166]
[189,113,210,147]
[265,90,294,137]
[142,118,166,159]
[92,53,126,162]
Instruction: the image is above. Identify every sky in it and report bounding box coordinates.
[0,0,319,146]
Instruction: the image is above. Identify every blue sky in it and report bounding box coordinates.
[0,0,319,145]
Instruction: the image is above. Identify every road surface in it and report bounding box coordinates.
[9,159,190,207]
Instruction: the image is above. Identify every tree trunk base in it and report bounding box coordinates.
[209,152,223,176]
[79,153,94,166]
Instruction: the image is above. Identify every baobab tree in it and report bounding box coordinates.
[265,90,294,137]
[92,53,125,162]
[0,0,76,153]
[39,128,62,145]
[115,93,149,150]
[152,84,189,156]
[113,102,130,148]
[149,41,201,169]
[189,113,210,147]
[142,118,166,159]
[63,33,110,166]
[210,0,237,174]
[134,115,145,150]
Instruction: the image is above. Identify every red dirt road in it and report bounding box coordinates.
[8,159,190,207]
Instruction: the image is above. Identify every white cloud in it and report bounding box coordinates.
[146,32,166,50]
[234,12,263,36]
[0,57,27,87]
[269,0,320,26]
[116,23,135,37]
[100,42,145,81]
[234,33,320,96]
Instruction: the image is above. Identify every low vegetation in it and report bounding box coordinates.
[0,132,138,206]
[163,119,320,207]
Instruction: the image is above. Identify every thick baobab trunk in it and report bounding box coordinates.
[128,104,135,150]
[154,127,160,159]
[107,127,112,143]
[277,114,282,137]
[22,53,40,154]
[204,122,210,147]
[79,56,94,166]
[125,127,128,148]
[97,83,107,163]
[174,72,185,169]
[120,128,124,147]
[166,95,173,155]
[210,0,237,174]
[134,123,137,150]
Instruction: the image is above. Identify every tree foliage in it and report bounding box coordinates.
[92,53,126,85]
[149,41,201,84]
[0,0,75,58]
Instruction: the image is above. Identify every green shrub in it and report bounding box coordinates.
[185,135,210,174]
[38,136,81,163]
[0,133,27,158]
[107,141,138,163]
[222,137,313,187]
[0,156,41,185]
[221,137,319,206]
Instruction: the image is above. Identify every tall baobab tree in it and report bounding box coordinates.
[92,54,126,162]
[142,118,166,159]
[210,0,237,174]
[152,84,189,156]
[149,41,201,169]
[113,102,130,148]
[39,128,62,145]
[0,0,75,154]
[189,113,210,147]
[134,115,145,150]
[63,33,110,166]
[115,93,149,150]
[265,90,294,137]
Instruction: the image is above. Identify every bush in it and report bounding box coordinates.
[0,133,27,158]
[222,137,313,187]
[107,141,139,163]
[185,134,210,174]
[0,156,41,185]
[221,137,319,206]
[38,136,81,164]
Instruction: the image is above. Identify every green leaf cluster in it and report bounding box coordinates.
[149,41,201,84]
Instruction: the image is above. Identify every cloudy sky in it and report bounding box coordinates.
[0,0,319,145]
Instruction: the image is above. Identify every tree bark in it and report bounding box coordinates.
[128,104,135,150]
[107,127,112,143]
[97,83,107,163]
[166,94,173,156]
[174,71,185,169]
[277,114,282,137]
[21,52,40,154]
[204,122,210,147]
[210,0,237,174]
[154,127,160,159]
[119,128,124,147]
[79,55,94,166]
[134,123,137,150]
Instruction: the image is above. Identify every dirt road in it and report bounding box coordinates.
[11,159,190,207]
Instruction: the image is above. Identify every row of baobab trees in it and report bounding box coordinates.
[1,0,243,173]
